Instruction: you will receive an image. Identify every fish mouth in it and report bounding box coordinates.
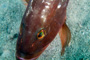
[16,55,36,60]
[16,56,25,60]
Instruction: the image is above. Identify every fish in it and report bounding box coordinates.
[16,0,71,60]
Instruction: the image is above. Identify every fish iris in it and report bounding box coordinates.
[37,29,46,40]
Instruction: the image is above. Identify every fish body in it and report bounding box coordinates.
[16,0,70,60]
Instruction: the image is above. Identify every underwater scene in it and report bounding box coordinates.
[0,0,90,60]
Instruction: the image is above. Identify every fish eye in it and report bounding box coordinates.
[37,29,46,40]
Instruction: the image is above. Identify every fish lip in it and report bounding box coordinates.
[16,55,25,60]
[16,55,36,60]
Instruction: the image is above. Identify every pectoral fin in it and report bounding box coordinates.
[25,0,30,3]
[59,23,71,55]
[22,0,30,6]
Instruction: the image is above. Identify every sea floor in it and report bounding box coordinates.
[0,0,90,60]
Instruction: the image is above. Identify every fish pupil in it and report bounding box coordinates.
[37,29,46,40]
[38,32,43,37]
